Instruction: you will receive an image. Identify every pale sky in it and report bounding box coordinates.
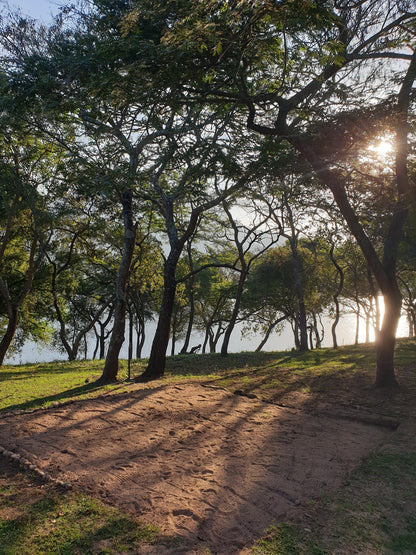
[5,0,60,21]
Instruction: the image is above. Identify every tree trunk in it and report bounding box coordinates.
[221,269,247,356]
[136,199,203,381]
[84,335,88,360]
[290,239,308,351]
[0,308,18,365]
[135,311,145,359]
[309,327,314,350]
[202,328,209,354]
[180,242,195,354]
[93,327,99,360]
[355,302,360,345]
[329,243,344,349]
[137,255,178,381]
[255,315,286,352]
[375,286,401,387]
[98,190,137,383]
[171,313,177,356]
[99,323,106,359]
[365,309,370,343]
[291,316,300,350]
[127,307,133,380]
[209,331,216,353]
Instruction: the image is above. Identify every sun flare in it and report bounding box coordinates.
[370,139,394,158]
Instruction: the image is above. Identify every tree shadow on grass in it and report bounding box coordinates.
[0,360,105,382]
[164,344,375,380]
[0,381,120,414]
[1,484,155,555]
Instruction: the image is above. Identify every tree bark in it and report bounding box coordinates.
[137,254,178,380]
[0,307,18,365]
[137,199,206,381]
[98,189,137,383]
[135,310,145,358]
[375,285,401,387]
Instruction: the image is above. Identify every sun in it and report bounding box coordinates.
[370,139,394,158]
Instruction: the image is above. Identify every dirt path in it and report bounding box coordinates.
[0,383,393,553]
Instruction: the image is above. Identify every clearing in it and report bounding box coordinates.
[1,342,416,553]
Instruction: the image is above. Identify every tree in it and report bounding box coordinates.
[218,199,279,356]
[133,0,416,386]
[0,115,62,364]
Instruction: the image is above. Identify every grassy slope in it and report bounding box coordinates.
[1,340,416,553]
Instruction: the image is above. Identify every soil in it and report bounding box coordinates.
[0,381,402,554]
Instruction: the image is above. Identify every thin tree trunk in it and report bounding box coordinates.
[290,239,308,351]
[221,269,247,356]
[180,242,195,354]
[135,310,145,359]
[93,327,99,360]
[99,190,137,383]
[84,335,88,360]
[292,316,300,350]
[309,327,314,350]
[128,308,133,380]
[329,244,344,349]
[202,328,209,354]
[256,315,287,352]
[355,302,360,345]
[171,313,177,356]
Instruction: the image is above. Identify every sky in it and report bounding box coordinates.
[6,0,59,21]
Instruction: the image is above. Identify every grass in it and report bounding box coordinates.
[0,341,391,414]
[252,524,325,555]
[0,469,156,555]
[251,452,416,554]
[0,359,145,413]
[1,339,416,553]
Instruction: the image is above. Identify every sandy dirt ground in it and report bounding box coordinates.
[0,383,393,553]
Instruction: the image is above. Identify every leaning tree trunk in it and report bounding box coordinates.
[0,308,18,365]
[137,201,204,382]
[256,315,287,352]
[98,190,137,383]
[289,50,416,387]
[137,254,178,381]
